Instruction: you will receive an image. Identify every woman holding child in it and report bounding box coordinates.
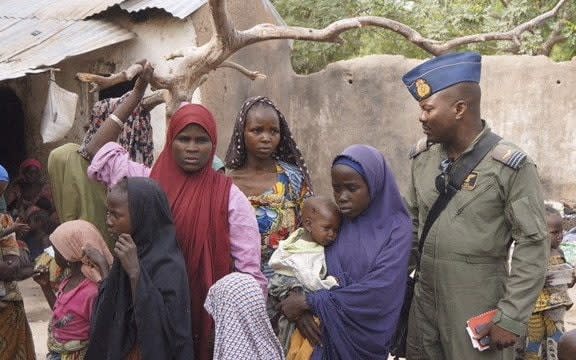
[225,96,313,278]
[279,144,412,359]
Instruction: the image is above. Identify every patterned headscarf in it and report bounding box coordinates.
[205,272,284,360]
[49,220,113,283]
[79,91,154,166]
[224,96,312,191]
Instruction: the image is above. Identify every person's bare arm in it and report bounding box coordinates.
[0,222,29,238]
[33,271,56,310]
[84,61,154,159]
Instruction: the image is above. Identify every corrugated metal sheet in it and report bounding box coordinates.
[0,0,124,20]
[0,0,211,80]
[0,18,135,80]
[1,0,208,21]
[120,0,207,19]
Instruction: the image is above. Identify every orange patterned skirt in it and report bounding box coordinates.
[0,301,35,360]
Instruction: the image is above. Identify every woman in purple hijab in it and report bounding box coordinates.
[279,144,412,359]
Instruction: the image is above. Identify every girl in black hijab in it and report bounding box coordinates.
[86,177,193,360]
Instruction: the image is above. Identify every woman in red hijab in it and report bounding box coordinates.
[85,103,266,360]
[5,158,53,220]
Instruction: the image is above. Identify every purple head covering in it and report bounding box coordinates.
[307,145,412,359]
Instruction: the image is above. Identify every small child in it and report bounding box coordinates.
[516,206,576,360]
[0,210,32,305]
[205,272,284,360]
[268,196,341,355]
[24,209,57,261]
[33,219,113,360]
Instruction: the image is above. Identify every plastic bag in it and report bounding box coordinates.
[40,71,78,143]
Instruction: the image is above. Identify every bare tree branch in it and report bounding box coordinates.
[76,64,143,93]
[208,0,237,47]
[165,75,210,119]
[238,17,441,53]
[537,21,568,56]
[150,72,176,92]
[165,43,211,61]
[141,90,171,112]
[437,0,568,54]
[237,0,568,55]
[81,0,568,121]
[218,61,267,80]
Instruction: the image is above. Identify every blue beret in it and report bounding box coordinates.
[0,165,8,182]
[402,52,481,101]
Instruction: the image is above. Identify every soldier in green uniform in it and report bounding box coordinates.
[402,52,549,359]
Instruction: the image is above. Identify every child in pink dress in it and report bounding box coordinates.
[34,220,112,360]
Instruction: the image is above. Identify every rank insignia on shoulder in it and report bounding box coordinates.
[409,137,431,159]
[462,172,478,191]
[491,144,527,170]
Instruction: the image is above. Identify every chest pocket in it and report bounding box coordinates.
[452,177,503,220]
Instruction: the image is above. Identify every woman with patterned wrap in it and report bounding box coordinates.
[225,96,313,279]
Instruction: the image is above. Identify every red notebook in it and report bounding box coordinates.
[466,309,498,351]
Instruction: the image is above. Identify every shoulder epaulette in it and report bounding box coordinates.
[491,143,527,170]
[409,137,431,159]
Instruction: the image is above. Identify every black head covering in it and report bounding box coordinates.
[86,177,193,360]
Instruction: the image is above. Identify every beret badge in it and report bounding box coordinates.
[415,79,431,99]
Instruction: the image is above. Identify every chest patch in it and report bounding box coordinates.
[462,172,479,191]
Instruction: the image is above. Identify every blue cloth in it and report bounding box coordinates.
[402,52,481,100]
[307,145,413,359]
[333,156,366,179]
[211,155,225,171]
[0,164,8,182]
[0,165,8,214]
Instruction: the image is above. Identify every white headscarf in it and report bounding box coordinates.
[204,273,284,360]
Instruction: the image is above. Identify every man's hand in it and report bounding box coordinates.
[475,322,518,350]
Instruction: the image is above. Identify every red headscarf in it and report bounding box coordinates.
[20,158,43,173]
[149,104,232,360]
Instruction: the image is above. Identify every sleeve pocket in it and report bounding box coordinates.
[510,196,543,237]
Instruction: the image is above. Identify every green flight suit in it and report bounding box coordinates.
[405,126,549,360]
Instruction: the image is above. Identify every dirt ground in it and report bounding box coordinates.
[20,279,576,359]
[21,279,51,358]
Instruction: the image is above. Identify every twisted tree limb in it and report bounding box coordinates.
[218,61,267,80]
[537,21,568,56]
[237,0,568,55]
[76,63,143,93]
[78,0,568,118]
[141,89,171,112]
